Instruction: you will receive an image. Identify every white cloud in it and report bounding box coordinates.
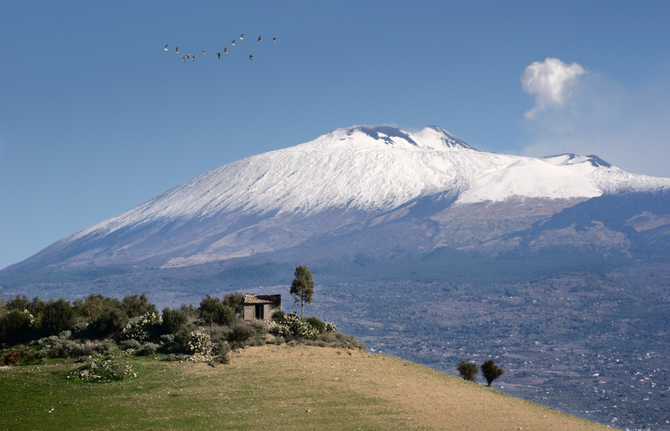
[521,58,587,119]
[519,66,670,178]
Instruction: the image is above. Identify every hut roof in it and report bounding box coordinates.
[244,294,281,305]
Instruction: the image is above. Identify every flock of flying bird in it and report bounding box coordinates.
[164,34,276,62]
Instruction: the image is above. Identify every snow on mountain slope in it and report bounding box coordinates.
[458,152,670,204]
[66,125,670,246]
[541,153,670,193]
[65,126,512,242]
[455,158,603,204]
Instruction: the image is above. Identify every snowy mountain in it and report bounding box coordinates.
[8,125,670,270]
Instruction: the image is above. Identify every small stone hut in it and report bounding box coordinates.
[243,294,282,321]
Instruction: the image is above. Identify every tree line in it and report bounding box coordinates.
[0,284,363,369]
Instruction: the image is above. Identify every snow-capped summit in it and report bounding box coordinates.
[8,125,670,270]
[70,125,510,239]
[543,153,612,169]
[412,125,475,150]
[335,125,474,151]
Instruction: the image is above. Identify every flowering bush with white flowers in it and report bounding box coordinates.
[123,312,162,341]
[185,331,211,354]
[270,312,319,340]
[23,309,37,327]
[67,359,136,382]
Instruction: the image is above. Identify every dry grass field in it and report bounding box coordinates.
[185,345,612,430]
[0,345,614,430]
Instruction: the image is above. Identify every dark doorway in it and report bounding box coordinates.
[255,304,264,320]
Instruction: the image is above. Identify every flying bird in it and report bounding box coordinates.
[192,54,196,61]
[239,34,244,40]
[182,55,186,62]
[186,53,190,58]
[224,48,228,54]
[175,47,179,53]
[249,54,253,61]
[257,36,261,42]
[201,51,206,55]
[217,52,221,59]
[272,38,276,42]
[232,40,235,46]
[164,45,168,51]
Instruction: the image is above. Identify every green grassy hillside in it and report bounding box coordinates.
[0,345,611,431]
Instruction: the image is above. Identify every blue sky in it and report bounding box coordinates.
[1,0,669,270]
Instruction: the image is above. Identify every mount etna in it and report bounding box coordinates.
[6,125,670,270]
[2,126,670,429]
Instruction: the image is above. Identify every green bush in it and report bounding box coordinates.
[174,325,193,350]
[211,340,231,364]
[222,292,245,315]
[217,306,236,326]
[271,309,285,322]
[209,354,230,366]
[269,312,318,340]
[143,342,159,355]
[0,309,35,345]
[5,295,32,312]
[173,325,211,353]
[199,295,236,326]
[68,359,135,382]
[99,339,116,353]
[302,317,337,334]
[247,337,266,347]
[304,316,326,334]
[248,321,268,335]
[73,294,123,320]
[122,312,162,341]
[41,298,75,337]
[207,326,231,344]
[89,308,128,338]
[328,333,365,351]
[121,339,141,349]
[121,294,157,318]
[162,307,188,334]
[40,340,99,358]
[205,339,231,366]
[179,304,199,318]
[213,340,231,356]
[186,332,210,354]
[457,360,479,383]
[228,324,256,346]
[199,294,220,323]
